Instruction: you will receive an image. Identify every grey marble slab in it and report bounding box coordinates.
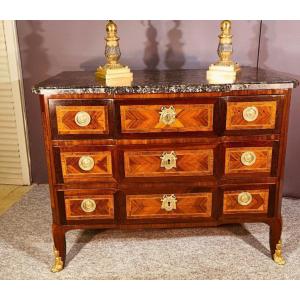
[32,67,299,95]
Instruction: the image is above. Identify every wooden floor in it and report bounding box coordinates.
[0,185,32,216]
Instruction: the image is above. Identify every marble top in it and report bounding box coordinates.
[33,67,299,95]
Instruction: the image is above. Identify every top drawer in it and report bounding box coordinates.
[225,97,282,132]
[119,101,215,135]
[49,99,110,139]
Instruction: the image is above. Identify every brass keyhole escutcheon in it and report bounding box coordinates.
[241,151,256,166]
[160,151,177,170]
[74,111,91,127]
[159,106,177,125]
[237,192,253,206]
[161,194,177,212]
[81,198,97,213]
[243,106,258,122]
[78,155,95,171]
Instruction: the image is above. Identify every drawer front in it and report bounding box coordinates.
[60,150,113,182]
[226,101,277,130]
[64,193,114,220]
[124,148,214,177]
[223,189,269,214]
[126,192,212,219]
[56,105,108,135]
[225,146,273,174]
[120,103,214,133]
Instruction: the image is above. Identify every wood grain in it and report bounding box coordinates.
[226,101,277,130]
[124,149,214,177]
[126,192,212,219]
[120,103,214,133]
[60,151,112,181]
[56,105,108,134]
[38,86,294,267]
[223,189,269,214]
[225,147,273,174]
[65,194,114,220]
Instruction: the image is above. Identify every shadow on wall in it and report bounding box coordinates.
[142,20,186,70]
[143,21,159,70]
[247,20,260,66]
[165,21,185,69]
[17,21,50,183]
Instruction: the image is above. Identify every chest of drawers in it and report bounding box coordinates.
[33,67,298,272]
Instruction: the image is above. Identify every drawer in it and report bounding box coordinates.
[58,149,113,182]
[64,192,114,221]
[126,192,212,219]
[223,189,269,214]
[224,146,273,175]
[49,99,111,139]
[120,103,214,134]
[124,148,214,177]
[56,105,108,135]
[226,100,277,130]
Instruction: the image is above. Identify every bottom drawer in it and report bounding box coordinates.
[223,188,269,215]
[64,191,114,221]
[126,192,212,219]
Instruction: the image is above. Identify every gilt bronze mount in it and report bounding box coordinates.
[207,20,240,84]
[95,20,133,86]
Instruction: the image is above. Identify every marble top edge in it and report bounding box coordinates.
[32,67,299,95]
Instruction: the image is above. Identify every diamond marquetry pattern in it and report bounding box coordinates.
[56,105,108,134]
[120,104,214,133]
[65,194,114,220]
[124,149,214,177]
[60,151,112,182]
[226,101,277,130]
[223,189,269,214]
[126,193,212,219]
[225,147,273,174]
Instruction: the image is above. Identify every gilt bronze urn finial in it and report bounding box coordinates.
[206,20,240,84]
[95,20,133,86]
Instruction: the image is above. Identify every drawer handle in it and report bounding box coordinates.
[159,106,177,125]
[241,151,256,166]
[160,151,177,170]
[81,198,96,213]
[161,194,177,211]
[78,155,95,171]
[75,111,91,127]
[243,106,258,122]
[237,192,253,206]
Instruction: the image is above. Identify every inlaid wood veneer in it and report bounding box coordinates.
[120,103,214,133]
[225,147,273,174]
[226,101,277,130]
[60,151,112,181]
[56,105,108,134]
[223,189,269,214]
[35,67,298,270]
[126,193,212,219]
[124,149,214,177]
[65,194,114,220]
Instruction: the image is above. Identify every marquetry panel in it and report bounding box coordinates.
[225,147,273,174]
[223,189,269,214]
[226,101,277,130]
[126,193,212,219]
[120,104,214,133]
[60,151,112,181]
[65,194,114,220]
[56,105,108,134]
[124,149,214,177]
